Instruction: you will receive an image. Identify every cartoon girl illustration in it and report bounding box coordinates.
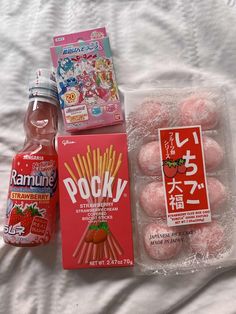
[57,58,74,79]
[82,72,99,103]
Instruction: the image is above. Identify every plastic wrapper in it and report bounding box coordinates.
[125,87,236,275]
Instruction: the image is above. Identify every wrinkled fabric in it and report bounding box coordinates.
[1,1,236,313]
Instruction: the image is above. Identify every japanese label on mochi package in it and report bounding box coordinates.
[159,126,211,226]
[50,27,123,132]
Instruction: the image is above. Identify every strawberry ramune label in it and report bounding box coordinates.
[159,126,211,227]
[4,153,58,246]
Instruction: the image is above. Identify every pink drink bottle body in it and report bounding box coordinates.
[3,70,59,247]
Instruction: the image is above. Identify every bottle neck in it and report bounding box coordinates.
[22,97,58,155]
[29,96,58,107]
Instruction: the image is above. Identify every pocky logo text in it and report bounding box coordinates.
[64,171,128,204]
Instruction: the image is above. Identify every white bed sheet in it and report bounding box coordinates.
[1,0,236,313]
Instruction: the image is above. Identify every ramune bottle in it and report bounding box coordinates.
[3,69,59,247]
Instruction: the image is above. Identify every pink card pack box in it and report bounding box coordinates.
[50,27,123,133]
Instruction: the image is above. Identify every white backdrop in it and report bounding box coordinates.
[1,1,236,313]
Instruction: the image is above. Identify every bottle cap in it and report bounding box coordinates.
[29,69,58,103]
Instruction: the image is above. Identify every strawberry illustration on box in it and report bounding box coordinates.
[162,158,187,178]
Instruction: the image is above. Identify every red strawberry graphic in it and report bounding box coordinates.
[87,222,109,244]
[178,164,187,174]
[163,160,178,178]
[177,158,187,174]
[21,209,33,236]
[85,229,95,243]
[93,229,107,243]
[21,203,42,236]
[9,205,23,226]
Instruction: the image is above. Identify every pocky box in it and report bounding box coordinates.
[50,27,123,132]
[58,133,134,269]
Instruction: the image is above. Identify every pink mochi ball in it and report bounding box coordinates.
[180,96,219,130]
[202,136,224,171]
[130,100,169,133]
[138,141,162,176]
[207,177,227,209]
[189,221,225,257]
[144,223,183,260]
[139,182,166,217]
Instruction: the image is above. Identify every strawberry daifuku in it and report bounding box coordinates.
[144,223,182,260]
[138,141,162,176]
[202,136,224,171]
[207,177,227,209]
[189,221,225,257]
[130,100,169,133]
[180,96,219,130]
[139,182,166,217]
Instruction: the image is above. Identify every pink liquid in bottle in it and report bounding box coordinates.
[3,69,59,247]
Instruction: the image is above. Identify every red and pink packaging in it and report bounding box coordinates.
[58,133,134,269]
[50,27,123,133]
[53,27,107,46]
[125,88,236,275]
